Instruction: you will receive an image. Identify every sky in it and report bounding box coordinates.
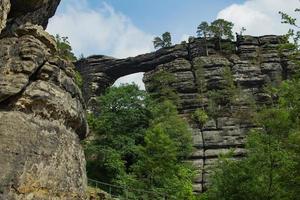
[47,0,300,88]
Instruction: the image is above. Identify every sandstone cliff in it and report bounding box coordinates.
[76,35,297,193]
[0,1,88,199]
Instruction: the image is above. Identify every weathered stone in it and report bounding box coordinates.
[0,112,87,199]
[0,0,11,34]
[2,0,61,35]
[0,20,88,200]
[76,34,298,194]
[0,29,49,103]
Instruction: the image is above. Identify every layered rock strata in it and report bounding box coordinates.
[76,35,297,193]
[0,0,88,199]
[0,0,10,34]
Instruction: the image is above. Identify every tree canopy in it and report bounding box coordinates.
[84,84,196,199]
[197,21,210,38]
[153,32,172,49]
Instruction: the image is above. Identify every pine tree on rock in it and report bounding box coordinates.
[209,19,234,51]
[197,21,211,56]
[153,32,172,49]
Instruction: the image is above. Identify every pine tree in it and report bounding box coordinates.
[197,21,211,56]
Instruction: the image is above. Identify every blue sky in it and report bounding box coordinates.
[53,0,244,47]
[85,0,244,41]
[47,0,299,88]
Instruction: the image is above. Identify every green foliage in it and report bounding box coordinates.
[200,76,300,200]
[279,9,300,49]
[199,10,300,199]
[148,71,180,106]
[197,21,210,38]
[279,11,298,26]
[196,19,234,41]
[196,19,235,53]
[53,34,83,88]
[162,32,172,47]
[202,131,296,200]
[153,32,172,49]
[206,66,237,118]
[84,84,195,200]
[55,34,77,62]
[192,109,209,128]
[210,19,234,41]
[74,71,83,88]
[124,101,195,199]
[84,84,150,183]
[197,21,210,56]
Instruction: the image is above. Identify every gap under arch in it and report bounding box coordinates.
[113,72,145,90]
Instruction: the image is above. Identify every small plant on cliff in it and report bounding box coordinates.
[207,66,237,117]
[147,70,180,106]
[54,34,83,87]
[74,71,83,88]
[153,32,172,49]
[55,34,77,62]
[192,108,209,129]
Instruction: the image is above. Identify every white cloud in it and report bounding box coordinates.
[47,0,154,88]
[47,0,154,58]
[179,34,190,43]
[217,0,300,36]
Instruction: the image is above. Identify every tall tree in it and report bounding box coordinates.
[85,84,150,183]
[162,32,172,47]
[153,32,172,49]
[153,37,164,49]
[209,19,234,51]
[197,21,211,56]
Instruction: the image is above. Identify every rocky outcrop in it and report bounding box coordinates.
[75,45,189,112]
[1,0,61,36]
[0,1,88,199]
[0,0,10,34]
[76,35,297,193]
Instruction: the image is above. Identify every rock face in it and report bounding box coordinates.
[1,0,61,35]
[75,44,189,112]
[0,1,88,199]
[76,35,297,193]
[0,0,10,34]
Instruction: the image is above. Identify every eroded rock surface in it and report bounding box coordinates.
[0,0,11,34]
[0,1,88,199]
[1,0,61,35]
[76,35,297,193]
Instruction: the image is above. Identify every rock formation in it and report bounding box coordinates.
[0,0,10,34]
[0,0,88,199]
[1,0,297,197]
[76,35,297,193]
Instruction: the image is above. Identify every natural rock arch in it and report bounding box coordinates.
[76,35,297,192]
